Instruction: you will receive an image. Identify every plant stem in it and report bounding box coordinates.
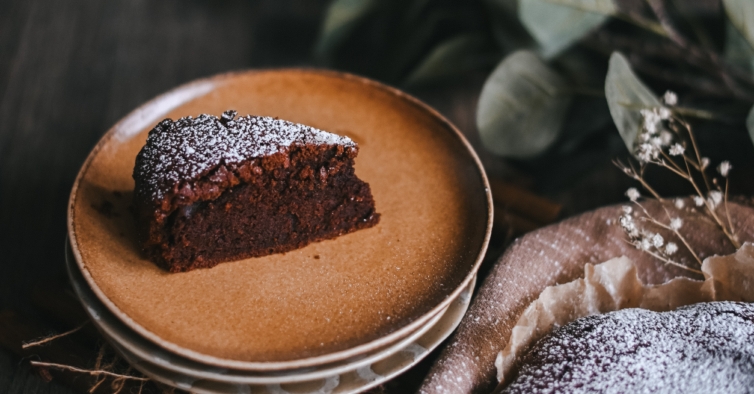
[644,0,687,48]
[682,157,741,249]
[676,118,711,191]
[634,201,704,267]
[629,162,663,200]
[584,29,754,103]
[672,106,716,120]
[724,178,736,239]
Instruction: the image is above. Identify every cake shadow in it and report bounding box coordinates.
[77,180,142,263]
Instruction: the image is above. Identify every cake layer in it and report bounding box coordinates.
[158,144,378,272]
[133,111,379,272]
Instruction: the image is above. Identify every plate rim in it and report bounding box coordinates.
[66,237,469,385]
[66,68,493,370]
[109,275,474,393]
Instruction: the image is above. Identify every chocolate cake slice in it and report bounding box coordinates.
[132,110,380,272]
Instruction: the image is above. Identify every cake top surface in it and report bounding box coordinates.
[133,110,355,201]
[503,301,754,394]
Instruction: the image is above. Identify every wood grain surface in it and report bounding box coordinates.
[0,1,325,392]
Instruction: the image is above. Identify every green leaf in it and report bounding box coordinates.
[747,105,754,147]
[723,0,754,48]
[724,14,754,74]
[314,0,378,61]
[519,0,617,59]
[604,52,661,153]
[403,34,493,87]
[477,50,572,158]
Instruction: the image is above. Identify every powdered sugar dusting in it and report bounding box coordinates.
[503,302,754,393]
[133,111,355,201]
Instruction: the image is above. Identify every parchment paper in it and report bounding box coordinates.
[495,243,754,388]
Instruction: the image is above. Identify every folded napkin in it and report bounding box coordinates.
[417,201,754,394]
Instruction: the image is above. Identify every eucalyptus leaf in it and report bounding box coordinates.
[724,8,754,72]
[604,52,661,153]
[403,34,491,87]
[519,0,617,59]
[314,0,378,61]
[747,105,754,147]
[477,50,572,158]
[724,19,754,74]
[723,0,754,48]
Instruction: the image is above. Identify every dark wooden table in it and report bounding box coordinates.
[8,0,740,393]
[0,1,337,392]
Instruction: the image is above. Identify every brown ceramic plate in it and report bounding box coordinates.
[67,70,492,370]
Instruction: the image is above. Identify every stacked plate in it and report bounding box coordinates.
[66,240,475,393]
[66,70,492,393]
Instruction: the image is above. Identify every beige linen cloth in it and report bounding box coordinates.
[418,201,754,394]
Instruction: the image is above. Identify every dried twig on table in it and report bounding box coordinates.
[22,321,88,349]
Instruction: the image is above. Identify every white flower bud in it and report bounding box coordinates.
[657,107,671,120]
[693,195,705,207]
[663,91,678,106]
[708,191,723,207]
[665,242,678,255]
[717,161,731,177]
[652,233,664,248]
[626,188,640,202]
[669,143,685,156]
[659,130,673,146]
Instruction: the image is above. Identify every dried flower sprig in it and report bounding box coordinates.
[615,90,740,272]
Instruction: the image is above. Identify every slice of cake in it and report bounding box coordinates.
[132,110,380,272]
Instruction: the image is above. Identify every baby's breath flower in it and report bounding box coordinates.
[663,91,678,106]
[637,143,659,162]
[641,109,660,134]
[650,137,663,147]
[657,107,671,120]
[674,199,685,209]
[626,188,640,202]
[640,237,652,250]
[620,215,636,236]
[708,190,723,207]
[645,121,658,134]
[670,217,683,230]
[622,206,632,214]
[700,157,710,169]
[669,143,685,156]
[693,195,705,207]
[718,161,731,177]
[652,233,664,248]
[665,242,678,255]
[659,130,673,146]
